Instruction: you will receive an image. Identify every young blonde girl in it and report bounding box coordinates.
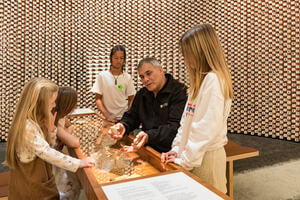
[5,78,94,199]
[161,24,234,193]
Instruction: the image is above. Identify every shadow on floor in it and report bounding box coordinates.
[228,133,300,173]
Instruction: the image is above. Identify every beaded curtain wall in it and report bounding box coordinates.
[0,1,299,142]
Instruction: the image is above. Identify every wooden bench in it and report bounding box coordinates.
[0,171,9,198]
[225,140,259,199]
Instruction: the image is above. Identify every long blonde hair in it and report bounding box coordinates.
[5,78,58,169]
[180,24,233,99]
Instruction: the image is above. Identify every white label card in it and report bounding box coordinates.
[102,172,223,200]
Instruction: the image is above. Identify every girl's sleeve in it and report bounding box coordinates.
[170,109,186,153]
[174,77,225,170]
[26,131,80,172]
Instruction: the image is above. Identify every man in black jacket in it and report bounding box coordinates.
[110,57,187,153]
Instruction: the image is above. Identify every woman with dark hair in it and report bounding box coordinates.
[91,45,136,123]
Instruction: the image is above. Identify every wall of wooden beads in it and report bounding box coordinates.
[0,1,299,142]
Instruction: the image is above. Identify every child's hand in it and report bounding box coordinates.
[79,157,95,168]
[50,112,57,132]
[67,125,74,134]
[64,116,72,128]
[161,151,177,164]
[106,115,119,123]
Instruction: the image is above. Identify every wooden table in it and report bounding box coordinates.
[69,141,232,200]
[225,140,259,199]
[68,112,231,199]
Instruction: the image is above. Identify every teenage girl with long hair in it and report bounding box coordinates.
[91,45,136,123]
[161,24,233,193]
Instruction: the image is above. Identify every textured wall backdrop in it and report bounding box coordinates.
[0,1,299,142]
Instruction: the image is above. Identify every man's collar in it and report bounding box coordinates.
[160,73,174,93]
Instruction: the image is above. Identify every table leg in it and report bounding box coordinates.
[226,161,234,199]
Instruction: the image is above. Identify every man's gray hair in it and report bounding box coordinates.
[137,57,161,70]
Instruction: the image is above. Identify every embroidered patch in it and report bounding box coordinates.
[160,102,168,108]
[186,103,196,116]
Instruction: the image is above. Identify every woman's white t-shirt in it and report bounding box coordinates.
[91,70,136,118]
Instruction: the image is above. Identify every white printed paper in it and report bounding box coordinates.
[102,172,223,200]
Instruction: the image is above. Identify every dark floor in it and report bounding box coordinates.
[1,133,299,173]
[228,133,300,173]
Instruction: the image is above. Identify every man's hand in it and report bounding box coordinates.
[123,131,148,152]
[107,123,126,140]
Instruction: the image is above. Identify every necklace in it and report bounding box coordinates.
[110,69,122,85]
[113,75,119,85]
